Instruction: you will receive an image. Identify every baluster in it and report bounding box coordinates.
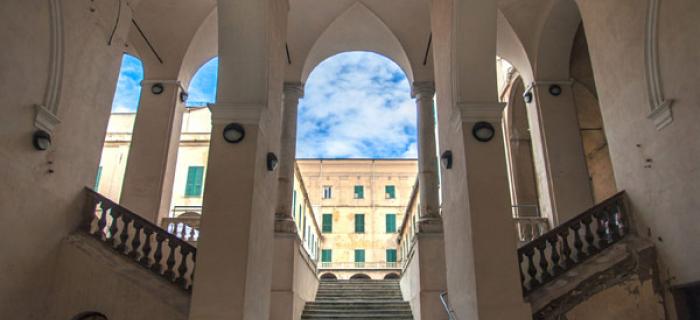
[595,211,609,249]
[129,221,143,260]
[176,246,190,289]
[188,225,197,242]
[559,229,574,267]
[151,233,165,274]
[116,214,132,254]
[107,207,121,245]
[547,235,563,276]
[187,251,196,292]
[571,222,585,261]
[139,227,154,267]
[582,215,598,255]
[536,241,551,282]
[524,247,540,290]
[608,205,621,241]
[518,252,526,293]
[163,239,177,281]
[96,201,110,240]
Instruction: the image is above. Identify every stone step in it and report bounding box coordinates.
[302,280,414,319]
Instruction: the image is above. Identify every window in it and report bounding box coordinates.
[292,191,297,221]
[354,249,365,263]
[354,185,364,199]
[95,166,102,189]
[385,185,396,199]
[323,185,332,199]
[386,249,397,263]
[355,214,365,233]
[322,249,332,262]
[385,214,397,233]
[185,166,205,197]
[322,213,333,233]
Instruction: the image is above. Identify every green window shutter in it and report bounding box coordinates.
[386,214,397,233]
[386,249,397,262]
[354,249,365,262]
[385,185,396,199]
[185,166,205,197]
[322,214,333,233]
[322,249,332,262]
[94,166,102,189]
[355,214,365,233]
[354,185,364,199]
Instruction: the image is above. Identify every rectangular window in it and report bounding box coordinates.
[95,166,103,189]
[354,249,365,263]
[386,249,397,263]
[323,185,332,199]
[386,214,397,233]
[385,185,396,199]
[355,214,365,233]
[185,166,205,197]
[322,213,333,233]
[322,249,332,262]
[292,191,297,221]
[354,185,364,199]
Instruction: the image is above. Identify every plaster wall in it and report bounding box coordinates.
[270,235,319,320]
[400,234,448,320]
[45,233,190,320]
[565,278,664,320]
[575,0,700,292]
[0,1,129,318]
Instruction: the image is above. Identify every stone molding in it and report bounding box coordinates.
[411,81,435,99]
[457,101,506,123]
[645,0,673,130]
[208,103,266,125]
[283,82,304,100]
[34,0,64,134]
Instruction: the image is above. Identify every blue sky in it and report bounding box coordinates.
[110,51,416,159]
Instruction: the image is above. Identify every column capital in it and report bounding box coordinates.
[208,103,265,125]
[458,101,506,123]
[412,81,435,99]
[283,82,304,100]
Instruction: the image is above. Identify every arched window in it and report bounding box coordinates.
[111,54,144,113]
[71,311,108,320]
[350,273,371,280]
[320,273,338,280]
[186,57,218,107]
[384,273,400,280]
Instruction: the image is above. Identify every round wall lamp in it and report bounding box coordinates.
[151,83,164,95]
[472,121,496,142]
[523,91,533,103]
[440,150,453,169]
[267,152,278,171]
[179,91,189,103]
[33,130,52,151]
[548,84,562,96]
[223,123,245,144]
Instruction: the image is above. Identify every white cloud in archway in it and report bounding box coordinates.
[297,52,417,159]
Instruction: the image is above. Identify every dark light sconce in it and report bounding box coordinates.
[523,91,533,103]
[151,83,164,95]
[472,121,495,142]
[179,91,189,103]
[267,152,278,171]
[440,150,453,169]
[548,84,562,96]
[33,130,52,151]
[223,123,245,143]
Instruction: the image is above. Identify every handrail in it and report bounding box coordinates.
[82,188,196,292]
[440,291,457,320]
[517,191,630,296]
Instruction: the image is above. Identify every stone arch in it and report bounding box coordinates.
[300,2,414,84]
[320,273,338,280]
[532,0,582,80]
[384,273,400,280]
[350,273,372,280]
[178,8,218,90]
[497,10,534,83]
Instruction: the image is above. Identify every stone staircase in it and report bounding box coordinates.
[301,279,414,319]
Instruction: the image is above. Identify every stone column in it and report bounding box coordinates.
[526,80,593,224]
[275,82,304,233]
[119,80,184,223]
[413,81,443,233]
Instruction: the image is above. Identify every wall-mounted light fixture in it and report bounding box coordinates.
[523,91,533,103]
[267,152,278,171]
[472,121,495,142]
[441,150,453,169]
[32,130,52,151]
[179,91,188,103]
[548,84,562,96]
[223,123,245,144]
[151,83,164,95]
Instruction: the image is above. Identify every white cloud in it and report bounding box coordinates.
[296,52,417,159]
[110,55,143,113]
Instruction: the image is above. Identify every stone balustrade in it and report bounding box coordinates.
[83,188,197,291]
[517,191,630,295]
[161,212,201,244]
[514,217,550,244]
[319,261,401,270]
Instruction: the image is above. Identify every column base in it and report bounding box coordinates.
[418,217,444,233]
[274,214,298,234]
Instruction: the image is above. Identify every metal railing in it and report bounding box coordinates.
[514,217,550,243]
[318,261,401,270]
[440,292,457,320]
